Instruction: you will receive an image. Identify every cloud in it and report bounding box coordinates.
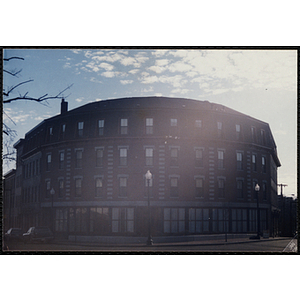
[120,80,134,85]
[99,62,114,71]
[76,98,84,102]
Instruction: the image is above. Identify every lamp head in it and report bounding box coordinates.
[145,170,152,180]
[255,184,260,192]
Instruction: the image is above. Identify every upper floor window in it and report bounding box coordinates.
[46,127,53,142]
[60,124,66,139]
[195,120,202,128]
[75,150,83,168]
[75,178,82,197]
[195,178,204,198]
[218,178,225,198]
[262,156,266,173]
[262,182,267,200]
[46,153,51,171]
[77,122,84,137]
[145,148,153,166]
[236,124,241,140]
[59,179,64,198]
[119,148,128,166]
[98,120,104,136]
[59,152,64,170]
[95,178,103,197]
[195,148,203,167]
[251,126,257,143]
[146,118,153,135]
[170,147,179,167]
[252,154,257,172]
[170,177,179,197]
[218,150,225,169]
[46,180,51,198]
[217,122,223,138]
[237,180,244,198]
[261,130,266,145]
[237,152,243,170]
[96,148,104,167]
[120,119,128,135]
[170,118,177,127]
[119,177,127,197]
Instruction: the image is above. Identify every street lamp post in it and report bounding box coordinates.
[255,184,260,239]
[145,170,153,246]
[50,188,55,234]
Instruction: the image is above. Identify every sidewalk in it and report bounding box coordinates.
[53,234,290,248]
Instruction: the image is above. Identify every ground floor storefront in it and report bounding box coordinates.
[28,205,274,239]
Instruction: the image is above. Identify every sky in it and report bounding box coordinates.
[3,48,297,197]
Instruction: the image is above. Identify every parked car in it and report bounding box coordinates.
[23,227,54,243]
[4,228,24,242]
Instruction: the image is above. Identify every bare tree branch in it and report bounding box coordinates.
[3,68,23,77]
[3,79,34,97]
[4,56,24,61]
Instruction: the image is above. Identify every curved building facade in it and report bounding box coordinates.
[13,97,281,239]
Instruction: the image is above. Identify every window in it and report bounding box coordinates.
[120,118,128,135]
[75,178,82,197]
[232,209,247,233]
[189,208,202,233]
[77,122,84,137]
[218,178,225,198]
[170,148,178,166]
[212,208,227,233]
[47,127,53,141]
[262,182,267,200]
[237,180,244,198]
[261,130,266,145]
[112,208,134,233]
[170,118,178,135]
[237,152,243,170]
[59,152,64,170]
[217,122,223,138]
[170,118,177,127]
[252,154,257,172]
[95,178,103,197]
[195,148,203,167]
[262,156,266,173]
[60,124,66,139]
[119,177,127,197]
[170,177,179,197]
[218,150,224,169]
[55,209,68,232]
[251,126,257,143]
[195,178,204,197]
[58,179,64,198]
[96,148,104,167]
[163,208,185,233]
[46,153,51,171]
[145,148,153,166]
[46,180,51,198]
[236,124,241,140]
[98,119,104,136]
[146,118,153,134]
[75,150,83,168]
[195,120,202,128]
[90,207,109,234]
[119,148,128,166]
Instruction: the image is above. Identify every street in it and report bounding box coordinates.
[3,237,298,253]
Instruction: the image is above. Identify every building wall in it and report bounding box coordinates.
[12,97,281,237]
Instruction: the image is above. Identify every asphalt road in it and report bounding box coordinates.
[3,237,298,253]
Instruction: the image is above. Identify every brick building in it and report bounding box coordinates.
[4,96,281,240]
